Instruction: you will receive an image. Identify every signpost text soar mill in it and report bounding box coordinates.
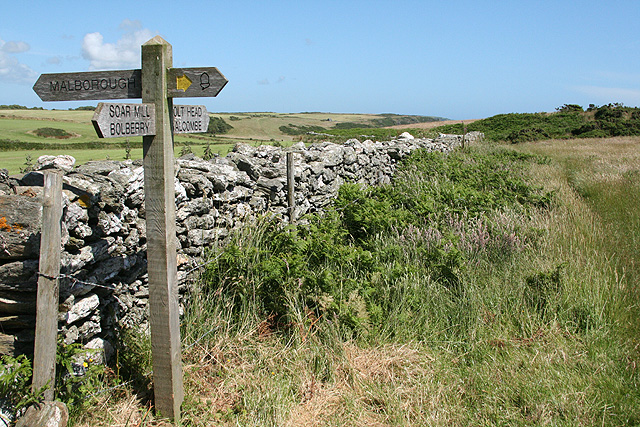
[91,103,210,138]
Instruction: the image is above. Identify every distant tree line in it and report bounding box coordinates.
[0,105,44,110]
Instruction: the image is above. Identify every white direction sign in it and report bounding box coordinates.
[92,103,155,138]
[173,105,209,134]
[92,103,210,138]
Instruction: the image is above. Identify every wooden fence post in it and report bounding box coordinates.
[32,171,63,401]
[462,121,467,149]
[141,36,184,421]
[287,152,295,223]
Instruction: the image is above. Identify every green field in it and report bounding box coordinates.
[0,109,445,174]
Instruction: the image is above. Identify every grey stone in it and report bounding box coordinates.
[97,211,123,236]
[397,131,414,140]
[15,401,68,427]
[34,155,76,172]
[176,197,214,221]
[66,293,99,324]
[0,259,38,291]
[76,160,123,176]
[64,202,88,230]
[84,337,114,364]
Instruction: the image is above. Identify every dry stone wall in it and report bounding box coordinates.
[0,132,476,358]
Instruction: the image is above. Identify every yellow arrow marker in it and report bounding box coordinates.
[176,74,192,92]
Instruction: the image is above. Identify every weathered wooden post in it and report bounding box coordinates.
[462,121,467,149]
[33,36,227,423]
[141,36,184,420]
[287,152,295,223]
[32,171,63,401]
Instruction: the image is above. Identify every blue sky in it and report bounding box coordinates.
[1,0,639,119]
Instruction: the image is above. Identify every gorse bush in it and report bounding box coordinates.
[0,355,40,416]
[0,341,105,422]
[206,116,233,134]
[278,124,327,135]
[142,139,639,425]
[33,127,73,138]
[433,103,640,143]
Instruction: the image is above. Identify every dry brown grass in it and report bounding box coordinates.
[73,339,455,427]
[385,119,480,130]
[519,136,640,180]
[73,390,169,427]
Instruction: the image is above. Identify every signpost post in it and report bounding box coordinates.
[33,36,227,423]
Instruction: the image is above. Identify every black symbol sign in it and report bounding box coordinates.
[200,72,210,90]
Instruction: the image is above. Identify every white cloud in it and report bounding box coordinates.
[82,21,156,70]
[119,19,143,31]
[1,41,30,53]
[0,38,37,84]
[46,56,62,65]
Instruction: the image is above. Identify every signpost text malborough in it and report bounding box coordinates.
[33,69,143,101]
[32,36,227,423]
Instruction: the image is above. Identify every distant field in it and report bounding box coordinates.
[0,109,448,173]
[215,112,379,141]
[0,143,239,175]
[386,118,480,129]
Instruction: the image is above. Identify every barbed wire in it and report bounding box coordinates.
[35,251,223,294]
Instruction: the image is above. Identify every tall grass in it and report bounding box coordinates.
[72,139,640,426]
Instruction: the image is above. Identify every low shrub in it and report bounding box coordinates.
[206,117,233,134]
[433,103,640,143]
[33,127,73,139]
[201,148,554,340]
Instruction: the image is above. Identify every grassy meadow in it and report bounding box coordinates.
[66,136,640,426]
[1,106,639,425]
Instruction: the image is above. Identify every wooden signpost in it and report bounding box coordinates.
[91,103,156,138]
[33,67,225,102]
[172,105,210,134]
[167,68,227,98]
[91,103,210,138]
[33,69,143,101]
[33,36,227,422]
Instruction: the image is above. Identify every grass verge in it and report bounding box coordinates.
[62,138,640,426]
